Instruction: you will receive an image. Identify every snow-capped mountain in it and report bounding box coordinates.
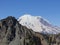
[18,14,60,34]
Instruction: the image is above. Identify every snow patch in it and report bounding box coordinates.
[18,14,60,34]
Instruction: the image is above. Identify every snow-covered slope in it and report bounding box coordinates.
[18,14,60,34]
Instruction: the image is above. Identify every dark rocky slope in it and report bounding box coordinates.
[0,16,41,45]
[0,16,60,45]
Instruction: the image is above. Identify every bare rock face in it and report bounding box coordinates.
[0,16,60,45]
[0,16,41,45]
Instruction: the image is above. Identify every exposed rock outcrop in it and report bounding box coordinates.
[0,16,41,45]
[0,16,60,45]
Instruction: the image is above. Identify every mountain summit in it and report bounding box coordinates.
[18,14,60,34]
[0,16,60,45]
[0,16,42,45]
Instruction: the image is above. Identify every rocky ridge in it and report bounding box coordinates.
[0,16,60,45]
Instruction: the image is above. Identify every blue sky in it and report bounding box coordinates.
[0,0,60,26]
